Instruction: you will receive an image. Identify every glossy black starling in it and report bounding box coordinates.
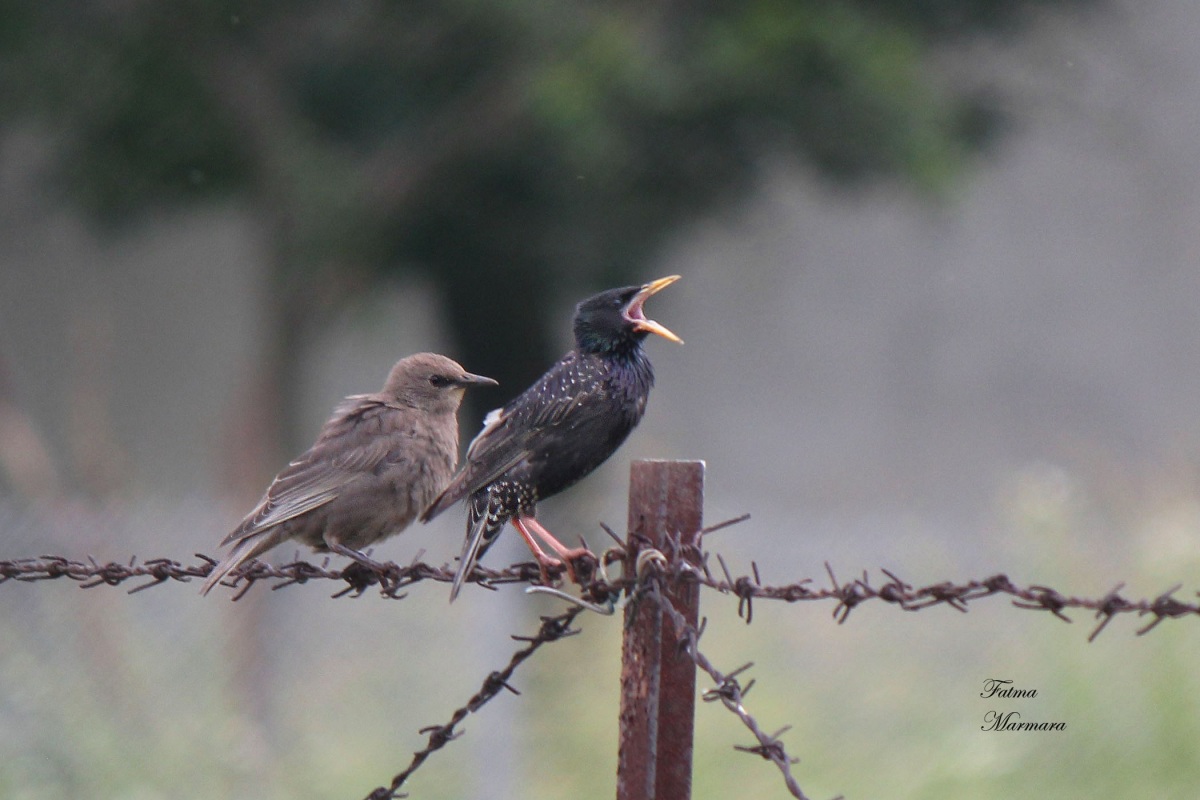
[421,275,682,601]
[201,352,496,596]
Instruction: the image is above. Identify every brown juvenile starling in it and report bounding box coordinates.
[421,275,682,601]
[200,352,496,595]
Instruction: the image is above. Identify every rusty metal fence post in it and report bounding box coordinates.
[617,459,705,800]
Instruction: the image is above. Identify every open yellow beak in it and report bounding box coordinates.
[626,275,683,344]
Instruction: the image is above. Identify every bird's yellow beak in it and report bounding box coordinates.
[626,275,683,344]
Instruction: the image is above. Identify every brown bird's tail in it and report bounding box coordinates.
[199,529,285,596]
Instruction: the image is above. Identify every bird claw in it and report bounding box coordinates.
[533,547,597,587]
[562,547,598,585]
[339,560,385,592]
[531,553,564,587]
[328,545,398,593]
[328,544,387,573]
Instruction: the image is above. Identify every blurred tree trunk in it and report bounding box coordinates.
[215,201,334,763]
[0,352,60,500]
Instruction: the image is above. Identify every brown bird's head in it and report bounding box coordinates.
[383,353,498,413]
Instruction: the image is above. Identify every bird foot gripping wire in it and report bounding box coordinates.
[524,546,616,614]
[335,560,404,598]
[521,540,624,614]
[330,546,412,598]
[562,546,600,585]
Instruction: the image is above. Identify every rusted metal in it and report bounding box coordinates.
[9,496,1200,800]
[362,608,584,800]
[3,549,1193,644]
[617,459,705,800]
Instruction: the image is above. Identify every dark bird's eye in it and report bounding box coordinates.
[429,374,451,387]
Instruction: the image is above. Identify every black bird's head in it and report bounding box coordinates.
[573,275,683,357]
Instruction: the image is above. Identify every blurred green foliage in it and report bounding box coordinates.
[0,0,1094,392]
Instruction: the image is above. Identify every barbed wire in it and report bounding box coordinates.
[3,532,1197,642]
[684,557,1200,642]
[361,607,584,800]
[640,579,831,800]
[0,551,546,598]
[5,520,1199,799]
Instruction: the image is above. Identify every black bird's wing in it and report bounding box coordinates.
[422,352,603,520]
[221,396,398,545]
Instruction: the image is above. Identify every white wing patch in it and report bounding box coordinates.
[482,407,504,430]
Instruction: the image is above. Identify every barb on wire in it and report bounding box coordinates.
[5,512,1200,800]
[3,512,1199,640]
[688,559,1200,642]
[643,580,833,800]
[361,607,584,800]
[0,553,549,597]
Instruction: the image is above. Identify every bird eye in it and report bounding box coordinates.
[429,374,451,387]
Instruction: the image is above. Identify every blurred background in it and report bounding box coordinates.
[3,0,1200,797]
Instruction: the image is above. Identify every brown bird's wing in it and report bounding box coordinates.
[221,396,398,545]
[421,352,604,520]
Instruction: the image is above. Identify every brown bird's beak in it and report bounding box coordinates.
[456,372,499,387]
[625,275,683,344]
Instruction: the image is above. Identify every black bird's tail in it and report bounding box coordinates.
[449,491,506,602]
